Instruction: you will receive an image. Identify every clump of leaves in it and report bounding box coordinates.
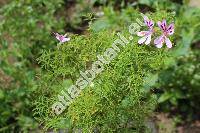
[154,6,200,122]
[34,10,174,132]
[157,50,200,120]
[0,0,65,132]
[94,0,200,123]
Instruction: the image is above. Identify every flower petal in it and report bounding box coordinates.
[54,33,64,42]
[154,35,164,48]
[165,37,172,48]
[157,21,162,30]
[143,15,149,26]
[137,31,148,36]
[143,15,154,28]
[56,36,60,41]
[148,20,154,28]
[61,37,70,43]
[162,19,167,29]
[54,33,61,40]
[157,20,167,31]
[155,42,163,48]
[145,35,151,45]
[138,36,148,44]
[166,23,174,35]
[154,35,162,44]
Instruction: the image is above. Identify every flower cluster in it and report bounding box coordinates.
[53,32,70,43]
[137,16,174,48]
[53,15,174,49]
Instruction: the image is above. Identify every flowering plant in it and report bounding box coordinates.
[137,15,175,48]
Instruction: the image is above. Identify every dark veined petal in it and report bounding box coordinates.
[147,20,154,28]
[162,20,167,30]
[143,15,150,26]
[167,23,174,35]
[157,20,167,31]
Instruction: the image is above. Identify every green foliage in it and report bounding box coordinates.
[34,9,174,131]
[155,6,200,121]
[0,0,65,132]
[138,0,200,121]
[157,50,200,120]
[1,0,200,132]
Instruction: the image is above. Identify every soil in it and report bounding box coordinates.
[177,121,200,133]
[0,0,8,7]
[189,0,200,7]
[153,113,200,133]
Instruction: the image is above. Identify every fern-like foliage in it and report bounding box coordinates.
[34,11,174,132]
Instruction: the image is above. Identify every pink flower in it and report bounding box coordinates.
[137,16,154,45]
[154,20,174,48]
[53,32,70,43]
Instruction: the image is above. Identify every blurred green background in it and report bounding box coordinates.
[0,0,200,132]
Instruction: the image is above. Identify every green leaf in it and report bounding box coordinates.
[158,92,172,103]
[90,19,110,32]
[0,90,4,99]
[143,73,159,91]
